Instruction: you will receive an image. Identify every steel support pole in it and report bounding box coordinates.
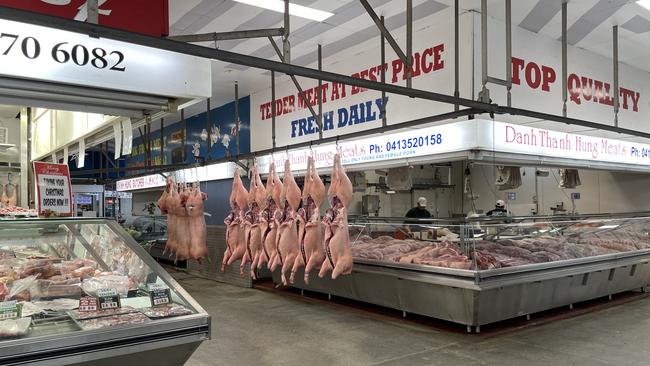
[318,44,323,140]
[613,25,619,127]
[99,143,105,182]
[167,28,284,42]
[207,97,212,160]
[505,0,512,107]
[406,0,412,88]
[381,16,387,126]
[104,142,111,177]
[359,0,408,66]
[562,1,568,117]
[160,118,165,165]
[283,0,290,64]
[86,0,98,24]
[479,0,489,103]
[269,37,319,123]
[147,123,151,167]
[271,71,276,148]
[100,146,118,169]
[235,82,240,156]
[181,109,186,161]
[454,0,459,111]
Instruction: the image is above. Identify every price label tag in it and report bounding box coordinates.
[0,300,21,319]
[78,296,98,312]
[97,288,121,310]
[148,284,171,307]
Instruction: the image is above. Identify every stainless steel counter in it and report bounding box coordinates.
[274,250,650,332]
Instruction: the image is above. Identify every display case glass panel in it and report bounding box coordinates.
[0,218,199,340]
[348,215,650,272]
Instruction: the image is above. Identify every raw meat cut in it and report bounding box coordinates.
[5,183,16,207]
[291,156,326,284]
[141,304,192,318]
[270,159,301,285]
[17,260,60,279]
[174,183,192,260]
[319,152,354,279]
[222,166,248,272]
[162,178,178,257]
[78,312,150,330]
[70,306,138,320]
[240,165,264,277]
[157,176,171,214]
[1,184,8,207]
[256,162,283,272]
[187,182,208,261]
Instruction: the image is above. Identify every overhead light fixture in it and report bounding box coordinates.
[385,190,396,194]
[637,0,650,10]
[233,0,334,22]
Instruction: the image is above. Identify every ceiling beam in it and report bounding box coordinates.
[167,27,284,43]
[2,7,649,146]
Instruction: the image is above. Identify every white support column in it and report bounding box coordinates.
[19,108,29,208]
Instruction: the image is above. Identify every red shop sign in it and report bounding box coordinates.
[0,0,169,37]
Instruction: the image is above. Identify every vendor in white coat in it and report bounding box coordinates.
[486,200,510,216]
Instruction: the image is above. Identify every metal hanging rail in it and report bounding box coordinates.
[167,28,284,43]
[2,4,649,166]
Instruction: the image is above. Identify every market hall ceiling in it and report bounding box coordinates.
[166,0,650,107]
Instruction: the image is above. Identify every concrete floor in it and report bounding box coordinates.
[176,274,650,366]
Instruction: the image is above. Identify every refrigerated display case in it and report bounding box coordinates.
[0,218,210,366]
[277,214,650,332]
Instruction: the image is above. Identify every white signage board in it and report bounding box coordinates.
[0,18,211,99]
[258,119,650,175]
[33,161,72,216]
[116,163,232,191]
[484,120,650,167]
[476,14,649,133]
[250,10,475,151]
[120,118,650,190]
[255,120,479,175]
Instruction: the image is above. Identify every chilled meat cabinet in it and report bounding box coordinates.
[0,218,210,365]
[274,214,650,332]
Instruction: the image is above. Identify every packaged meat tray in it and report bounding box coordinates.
[29,278,81,299]
[77,312,150,330]
[140,304,193,319]
[81,275,130,297]
[0,318,31,338]
[69,306,137,321]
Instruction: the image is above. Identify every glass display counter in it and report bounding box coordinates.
[0,218,210,366]
[277,215,650,332]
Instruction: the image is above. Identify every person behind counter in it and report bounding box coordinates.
[405,197,432,219]
[486,199,509,216]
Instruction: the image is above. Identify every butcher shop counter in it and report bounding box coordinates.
[0,218,210,366]
[274,215,650,332]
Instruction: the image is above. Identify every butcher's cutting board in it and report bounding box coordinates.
[187,225,252,288]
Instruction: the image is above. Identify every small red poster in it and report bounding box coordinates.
[33,161,73,217]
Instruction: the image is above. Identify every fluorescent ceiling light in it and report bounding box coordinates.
[233,0,334,22]
[638,0,650,10]
[385,190,396,194]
